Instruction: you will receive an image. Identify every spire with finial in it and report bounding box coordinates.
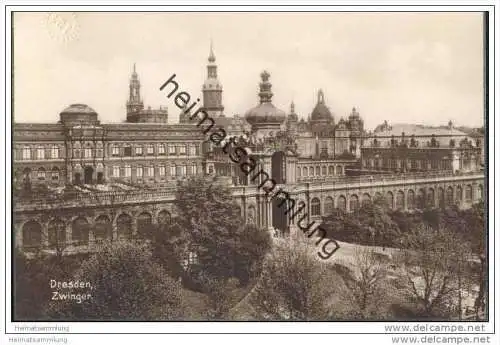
[208,39,215,63]
[318,89,325,104]
[290,100,295,114]
[258,70,273,104]
[127,63,143,114]
[131,62,138,79]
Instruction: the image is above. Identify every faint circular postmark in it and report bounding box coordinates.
[46,12,80,43]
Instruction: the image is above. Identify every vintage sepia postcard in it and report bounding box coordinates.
[2,2,498,344]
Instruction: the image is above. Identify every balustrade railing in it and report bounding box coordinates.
[14,186,177,209]
[297,170,483,185]
[14,170,484,211]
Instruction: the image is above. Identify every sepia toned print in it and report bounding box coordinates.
[12,12,486,321]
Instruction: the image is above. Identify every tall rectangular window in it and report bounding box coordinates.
[84,148,92,158]
[124,146,132,157]
[112,146,120,156]
[159,166,165,176]
[178,145,186,155]
[168,145,176,155]
[189,145,197,156]
[170,166,176,176]
[22,147,31,160]
[125,165,131,177]
[51,146,59,159]
[113,166,120,177]
[136,166,143,178]
[147,145,154,156]
[146,166,154,177]
[158,145,165,155]
[135,146,143,156]
[37,147,44,160]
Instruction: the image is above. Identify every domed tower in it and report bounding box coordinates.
[286,101,299,136]
[202,41,224,117]
[245,70,286,139]
[348,106,364,133]
[310,89,335,136]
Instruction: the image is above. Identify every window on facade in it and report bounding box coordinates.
[159,166,165,176]
[136,166,143,178]
[124,146,132,157]
[170,166,176,176]
[51,168,59,181]
[176,165,186,176]
[158,145,165,155]
[146,166,154,177]
[168,145,176,155]
[147,145,154,156]
[23,147,31,160]
[179,145,187,155]
[113,166,120,177]
[315,166,320,176]
[112,146,120,156]
[125,165,131,177]
[297,167,301,177]
[96,148,103,158]
[324,197,334,215]
[84,148,92,158]
[309,167,314,176]
[465,185,473,202]
[51,146,59,159]
[311,198,321,216]
[37,147,45,160]
[189,145,197,156]
[135,146,143,156]
[321,166,327,175]
[350,195,360,212]
[37,168,45,180]
[431,160,438,169]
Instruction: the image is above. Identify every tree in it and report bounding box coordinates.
[172,177,271,284]
[151,221,189,279]
[45,241,184,320]
[403,224,469,317]
[340,247,387,319]
[250,240,335,320]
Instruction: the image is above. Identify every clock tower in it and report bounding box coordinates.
[202,41,224,117]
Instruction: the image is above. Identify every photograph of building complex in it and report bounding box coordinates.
[12,12,487,321]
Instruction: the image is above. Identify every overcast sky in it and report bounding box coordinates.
[13,12,485,130]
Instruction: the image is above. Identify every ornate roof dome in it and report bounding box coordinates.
[311,89,333,122]
[59,103,99,125]
[245,70,286,126]
[60,103,97,115]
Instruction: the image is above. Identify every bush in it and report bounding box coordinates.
[45,241,184,320]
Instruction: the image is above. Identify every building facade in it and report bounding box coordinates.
[12,43,486,252]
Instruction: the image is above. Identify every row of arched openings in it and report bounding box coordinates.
[306,184,482,217]
[21,210,172,249]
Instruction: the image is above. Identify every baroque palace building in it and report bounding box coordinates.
[13,44,485,252]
